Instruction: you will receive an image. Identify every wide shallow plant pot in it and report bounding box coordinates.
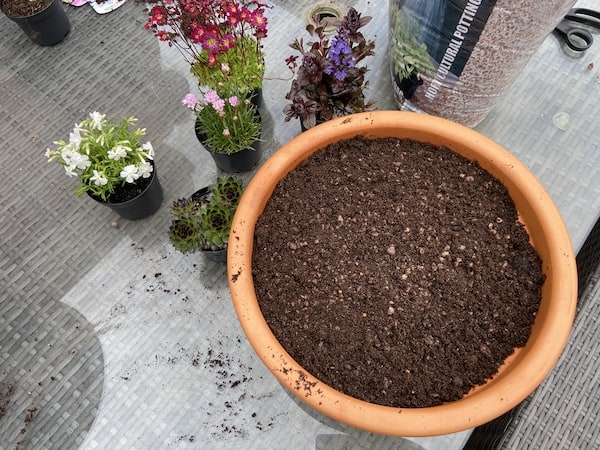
[2,0,71,46]
[89,168,163,220]
[227,111,578,437]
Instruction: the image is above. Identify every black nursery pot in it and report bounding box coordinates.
[106,172,163,220]
[202,247,228,263]
[194,119,262,173]
[394,71,424,101]
[3,0,71,46]
[89,167,164,220]
[208,145,262,173]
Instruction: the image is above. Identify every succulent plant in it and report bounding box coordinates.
[168,197,205,253]
[168,177,244,254]
[170,197,201,219]
[210,176,245,208]
[198,202,234,251]
[168,216,205,253]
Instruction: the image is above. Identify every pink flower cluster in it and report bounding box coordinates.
[145,0,269,66]
[182,91,240,114]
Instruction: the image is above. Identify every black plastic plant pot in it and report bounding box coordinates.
[89,168,164,220]
[3,0,71,46]
[209,145,262,173]
[395,71,424,100]
[194,120,262,174]
[202,248,228,263]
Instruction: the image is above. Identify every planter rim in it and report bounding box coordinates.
[227,111,578,437]
[1,0,53,19]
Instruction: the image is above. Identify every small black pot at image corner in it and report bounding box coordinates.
[202,247,228,263]
[2,0,71,46]
[395,71,424,100]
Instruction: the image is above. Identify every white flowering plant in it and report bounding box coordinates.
[46,112,155,202]
[183,90,261,155]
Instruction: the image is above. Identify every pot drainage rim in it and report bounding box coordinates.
[306,2,345,34]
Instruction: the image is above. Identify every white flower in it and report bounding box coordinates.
[77,155,92,170]
[142,141,154,160]
[72,153,91,170]
[69,125,81,149]
[120,165,139,183]
[108,145,128,160]
[64,165,77,177]
[89,111,105,130]
[45,148,51,158]
[61,146,77,165]
[90,170,108,186]
[138,161,153,178]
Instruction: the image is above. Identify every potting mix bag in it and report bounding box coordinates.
[389,0,575,127]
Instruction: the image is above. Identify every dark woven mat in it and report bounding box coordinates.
[0,2,190,448]
[0,295,104,449]
[2,1,598,449]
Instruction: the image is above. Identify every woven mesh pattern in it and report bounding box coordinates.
[1,0,599,448]
[466,218,600,450]
[499,266,600,450]
[0,295,104,449]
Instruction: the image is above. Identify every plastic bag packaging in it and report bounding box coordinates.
[389,0,576,127]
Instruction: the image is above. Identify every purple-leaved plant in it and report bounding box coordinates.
[283,7,376,130]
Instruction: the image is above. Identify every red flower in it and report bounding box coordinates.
[202,26,221,54]
[226,4,239,17]
[206,53,218,66]
[238,6,250,22]
[143,0,272,74]
[180,0,198,15]
[220,34,235,52]
[249,10,266,28]
[190,25,207,44]
[183,3,199,16]
[149,5,167,26]
[227,14,239,28]
[248,9,267,38]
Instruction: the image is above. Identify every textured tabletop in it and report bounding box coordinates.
[0,0,598,449]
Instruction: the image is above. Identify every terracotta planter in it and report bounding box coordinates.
[227,111,578,437]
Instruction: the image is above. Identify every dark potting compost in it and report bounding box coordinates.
[252,137,544,408]
[1,0,51,16]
